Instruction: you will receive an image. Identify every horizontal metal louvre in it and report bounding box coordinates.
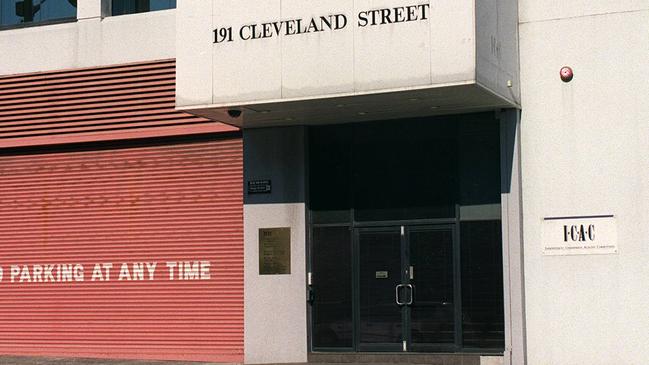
[0,138,244,362]
[0,60,236,148]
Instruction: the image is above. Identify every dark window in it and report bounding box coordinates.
[352,119,458,221]
[311,226,353,349]
[309,124,352,224]
[458,119,501,207]
[1,0,76,28]
[461,220,505,349]
[311,116,497,223]
[409,228,456,345]
[111,0,175,16]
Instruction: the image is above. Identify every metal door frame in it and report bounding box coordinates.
[353,223,459,352]
[354,225,405,352]
[405,223,460,353]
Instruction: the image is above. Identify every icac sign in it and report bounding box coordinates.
[542,215,618,256]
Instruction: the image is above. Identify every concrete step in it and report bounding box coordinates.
[308,353,497,365]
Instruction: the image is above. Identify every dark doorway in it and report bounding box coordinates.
[308,114,504,353]
[357,225,456,352]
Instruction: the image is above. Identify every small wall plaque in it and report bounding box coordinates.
[259,227,291,274]
[542,215,617,255]
[375,271,389,279]
[248,179,271,194]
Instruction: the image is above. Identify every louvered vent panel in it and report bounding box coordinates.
[0,60,236,148]
[0,138,244,362]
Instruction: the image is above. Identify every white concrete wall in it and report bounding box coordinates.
[500,111,526,365]
[475,0,521,104]
[0,0,174,76]
[519,2,649,364]
[243,203,307,364]
[176,0,479,108]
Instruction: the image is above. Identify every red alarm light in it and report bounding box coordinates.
[560,66,574,82]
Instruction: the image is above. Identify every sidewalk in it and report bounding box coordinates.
[0,354,489,365]
[0,357,217,365]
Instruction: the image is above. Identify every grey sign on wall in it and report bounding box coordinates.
[248,179,272,194]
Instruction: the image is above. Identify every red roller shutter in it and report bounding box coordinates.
[0,137,243,363]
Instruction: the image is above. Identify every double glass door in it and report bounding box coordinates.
[357,225,456,352]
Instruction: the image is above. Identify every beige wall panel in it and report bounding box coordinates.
[519,9,649,365]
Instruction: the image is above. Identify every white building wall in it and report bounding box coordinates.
[518,3,649,364]
[243,203,308,364]
[175,0,478,109]
[0,0,174,76]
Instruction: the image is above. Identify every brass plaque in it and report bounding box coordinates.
[259,227,291,275]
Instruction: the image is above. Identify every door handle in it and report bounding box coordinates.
[395,284,406,305]
[405,284,414,305]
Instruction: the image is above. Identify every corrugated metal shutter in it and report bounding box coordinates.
[0,60,237,148]
[0,137,243,363]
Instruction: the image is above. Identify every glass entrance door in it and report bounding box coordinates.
[356,225,456,352]
[408,226,456,351]
[357,227,404,351]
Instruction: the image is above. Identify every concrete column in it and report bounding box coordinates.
[77,0,103,20]
[500,109,527,365]
[243,127,308,364]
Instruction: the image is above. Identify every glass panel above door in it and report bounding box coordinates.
[309,124,352,224]
[308,113,502,224]
[352,119,458,222]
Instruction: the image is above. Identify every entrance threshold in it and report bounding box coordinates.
[308,353,502,365]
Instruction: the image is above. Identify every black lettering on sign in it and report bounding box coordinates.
[212,3,431,43]
[334,14,348,30]
[357,4,430,27]
[213,26,233,43]
[240,25,251,40]
[358,11,369,27]
[588,224,595,240]
[563,224,596,242]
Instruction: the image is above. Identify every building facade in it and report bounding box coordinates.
[0,1,647,364]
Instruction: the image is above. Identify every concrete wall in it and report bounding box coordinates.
[475,0,521,104]
[176,0,478,108]
[518,2,649,364]
[0,0,174,75]
[499,110,526,365]
[243,127,308,364]
[243,203,307,364]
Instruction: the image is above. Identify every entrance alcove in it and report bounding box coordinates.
[307,113,504,353]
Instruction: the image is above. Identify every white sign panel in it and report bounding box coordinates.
[542,215,618,256]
